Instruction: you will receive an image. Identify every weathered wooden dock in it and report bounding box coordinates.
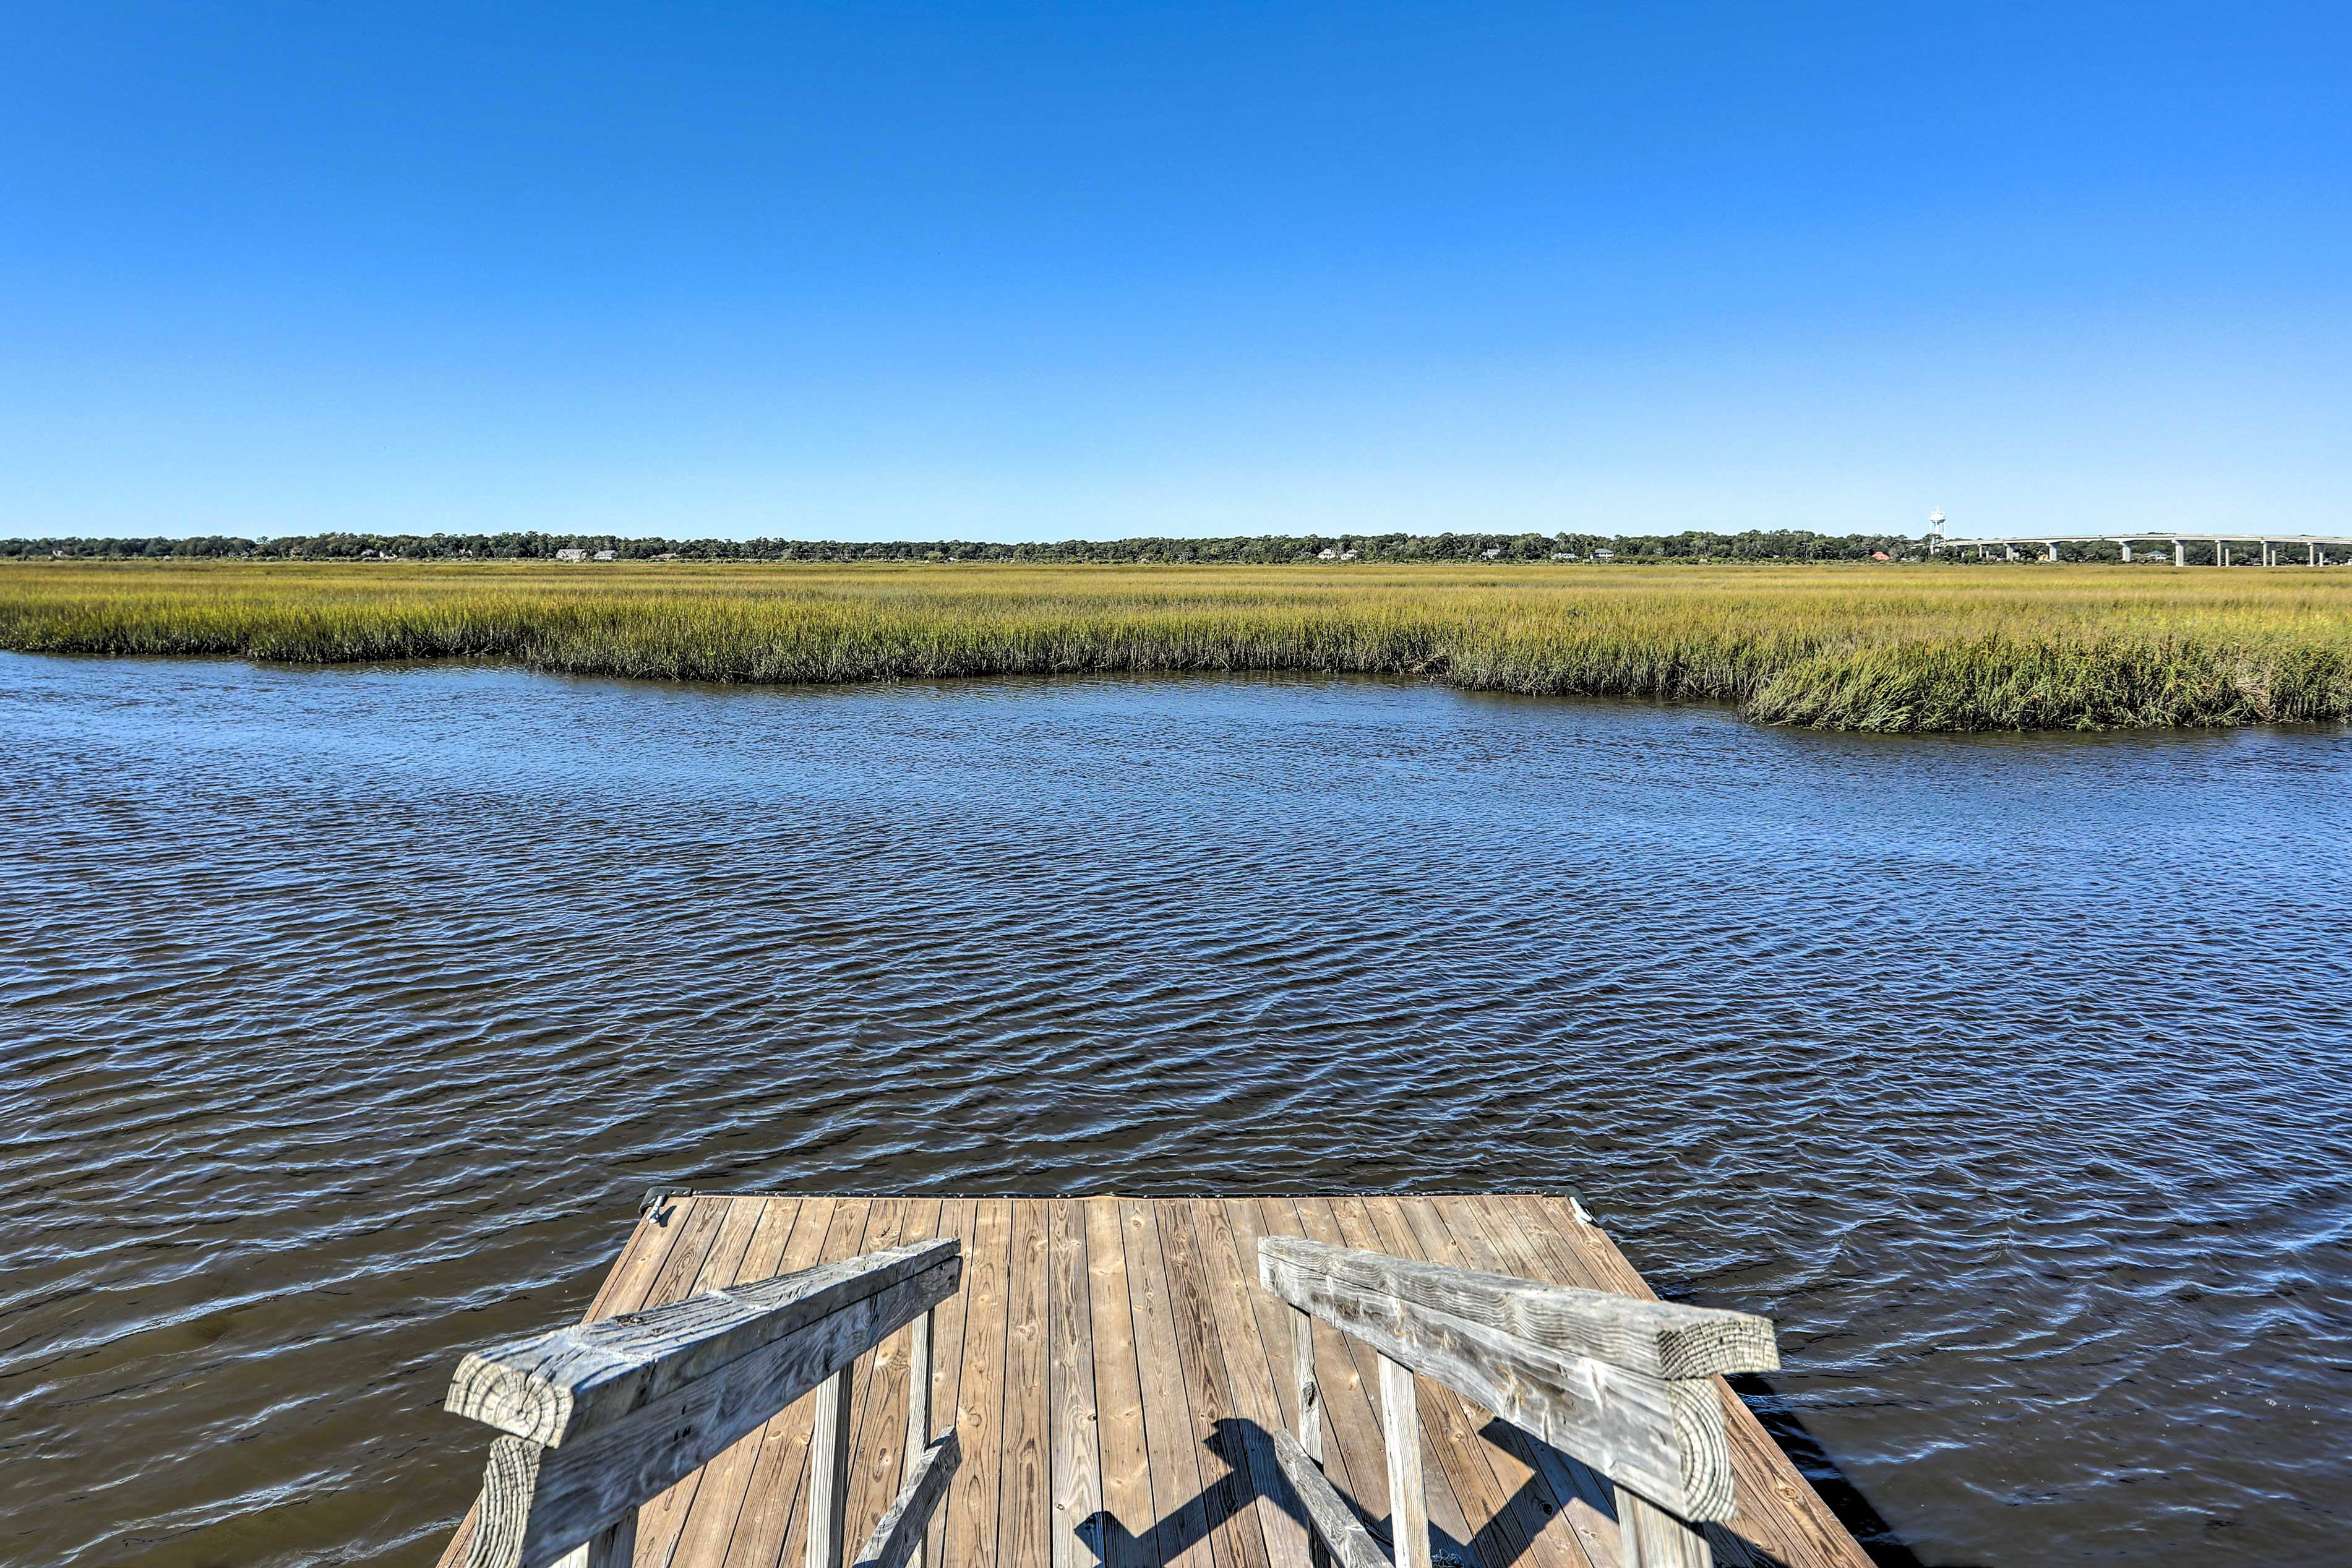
[437,1194,1874,1568]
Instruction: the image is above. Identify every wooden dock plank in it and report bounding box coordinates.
[1155,1201,1273,1568]
[1047,1201,1102,1568]
[434,1196,1878,1568]
[1186,1200,1315,1568]
[720,1197,873,1568]
[1120,1198,1219,1568]
[938,1199,1013,1568]
[842,1199,946,1568]
[921,1199,982,1568]
[998,1199,1055,1568]
[1368,1196,1583,1568]
[1084,1197,1161,1568]
[1430,1194,1620,1568]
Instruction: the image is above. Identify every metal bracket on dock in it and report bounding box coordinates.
[640,1184,695,1215]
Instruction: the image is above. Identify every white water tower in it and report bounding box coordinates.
[1928,510,1946,553]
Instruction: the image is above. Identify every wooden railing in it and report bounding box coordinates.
[444,1237,964,1568]
[1258,1235,1780,1568]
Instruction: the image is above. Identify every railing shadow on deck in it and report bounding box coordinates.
[1079,1418,1808,1568]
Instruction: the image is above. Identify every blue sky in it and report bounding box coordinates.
[3,2,2346,541]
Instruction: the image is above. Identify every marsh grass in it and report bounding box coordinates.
[5,559,2350,732]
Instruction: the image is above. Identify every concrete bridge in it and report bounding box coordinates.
[1934,533,2352,565]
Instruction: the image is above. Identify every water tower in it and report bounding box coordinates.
[1928,510,1945,554]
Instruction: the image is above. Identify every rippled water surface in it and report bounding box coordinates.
[4,653,2348,1568]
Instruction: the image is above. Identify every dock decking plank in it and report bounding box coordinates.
[921,1199,982,1568]
[432,1196,1876,1568]
[1154,1201,1272,1568]
[938,1199,1013,1568]
[1084,1197,1161,1568]
[1185,1200,1314,1568]
[1253,1197,1388,1529]
[999,1199,1055,1568]
[1120,1199,1219,1568]
[1048,1200,1104,1568]
[839,1199,945,1568]
[1430,1194,1619,1568]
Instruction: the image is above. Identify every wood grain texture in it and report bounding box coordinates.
[1084,1197,1160,1568]
[436,1196,1875,1568]
[1260,1249,1735,1520]
[1268,1430,1391,1568]
[1256,1236,1777,1382]
[447,1238,961,1447]
[1047,1201,1102,1568]
[854,1434,962,1568]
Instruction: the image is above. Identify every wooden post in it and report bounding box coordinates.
[903,1308,935,1568]
[1291,1305,1321,1463]
[1292,1305,1329,1568]
[1614,1486,1711,1568]
[808,1366,856,1568]
[1376,1354,1428,1568]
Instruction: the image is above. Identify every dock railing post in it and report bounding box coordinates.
[1376,1355,1430,1568]
[903,1307,935,1568]
[1291,1304,1332,1568]
[807,1365,856,1568]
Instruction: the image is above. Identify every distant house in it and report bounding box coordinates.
[1481,547,1502,559]
[1318,548,1339,560]
[1551,552,1576,561]
[593,549,617,561]
[652,552,679,561]
[1340,550,1358,560]
[554,548,588,562]
[1592,548,1615,561]
[1871,551,1892,561]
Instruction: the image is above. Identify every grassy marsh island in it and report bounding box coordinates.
[4,558,2350,732]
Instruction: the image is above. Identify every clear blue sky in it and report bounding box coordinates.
[4,2,2346,542]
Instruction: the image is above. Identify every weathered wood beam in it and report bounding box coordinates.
[903,1308,935,1568]
[454,1245,962,1568]
[853,1433,961,1568]
[450,1240,961,1446]
[1269,1427,1393,1568]
[1260,1246,1751,1520]
[807,1364,856,1568]
[1259,1236,1774,1381]
[1376,1355,1430,1568]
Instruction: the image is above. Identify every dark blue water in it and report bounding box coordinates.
[3,652,2347,1567]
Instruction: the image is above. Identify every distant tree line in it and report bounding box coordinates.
[1,528,1941,563]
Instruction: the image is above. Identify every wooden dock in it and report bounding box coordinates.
[437,1194,1874,1568]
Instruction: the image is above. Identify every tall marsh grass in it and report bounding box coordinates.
[4,560,2349,732]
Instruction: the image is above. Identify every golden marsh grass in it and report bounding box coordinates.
[4,559,2349,731]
